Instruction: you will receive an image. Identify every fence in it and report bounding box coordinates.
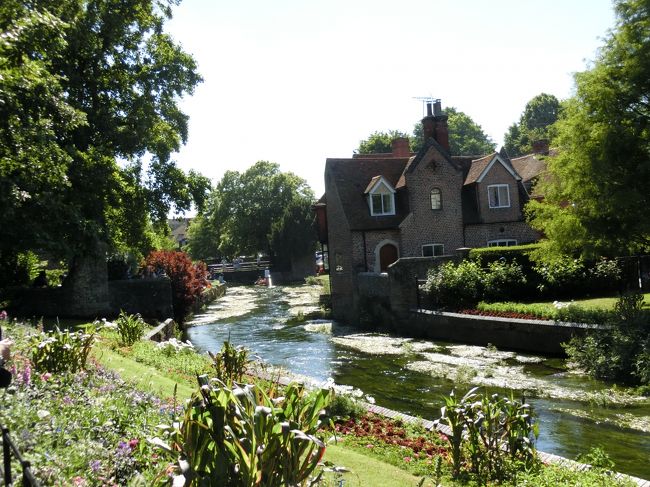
[208,260,270,275]
[1,423,40,486]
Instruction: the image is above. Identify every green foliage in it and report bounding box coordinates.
[468,243,541,264]
[357,130,409,154]
[423,260,526,307]
[130,339,212,383]
[482,260,527,302]
[423,260,486,309]
[115,311,146,346]
[437,388,538,481]
[190,161,316,265]
[0,0,208,270]
[528,1,650,256]
[564,292,650,385]
[159,378,332,486]
[411,107,495,155]
[209,340,252,385]
[0,251,40,288]
[327,394,366,420]
[30,326,96,373]
[144,250,208,322]
[1,325,179,485]
[576,446,616,471]
[504,93,560,157]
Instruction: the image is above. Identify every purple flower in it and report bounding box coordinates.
[22,364,31,386]
[89,460,101,472]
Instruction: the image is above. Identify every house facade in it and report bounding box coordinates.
[319,101,546,323]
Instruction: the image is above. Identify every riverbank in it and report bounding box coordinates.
[184,283,650,480]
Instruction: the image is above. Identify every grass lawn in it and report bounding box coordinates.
[321,444,437,486]
[92,343,196,400]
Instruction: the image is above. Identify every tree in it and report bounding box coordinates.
[0,0,207,283]
[504,93,560,157]
[411,107,496,155]
[191,162,316,267]
[356,130,409,154]
[527,0,650,257]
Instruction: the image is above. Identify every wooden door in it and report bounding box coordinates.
[379,244,398,272]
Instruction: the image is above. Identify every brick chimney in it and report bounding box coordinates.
[421,100,450,153]
[391,137,410,157]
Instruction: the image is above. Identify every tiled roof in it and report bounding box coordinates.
[510,154,547,183]
[326,156,410,231]
[463,153,497,185]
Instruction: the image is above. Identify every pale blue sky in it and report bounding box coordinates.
[166,0,616,197]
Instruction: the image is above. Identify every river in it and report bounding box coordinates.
[186,284,650,480]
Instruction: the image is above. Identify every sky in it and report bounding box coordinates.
[166,0,616,198]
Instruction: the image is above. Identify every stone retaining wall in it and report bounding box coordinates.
[407,310,599,355]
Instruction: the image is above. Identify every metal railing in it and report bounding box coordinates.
[1,423,40,486]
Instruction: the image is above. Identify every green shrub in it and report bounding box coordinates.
[483,261,527,302]
[423,260,486,309]
[115,311,146,346]
[436,388,538,481]
[30,326,96,373]
[209,340,252,385]
[564,292,650,385]
[158,378,332,486]
[534,255,587,296]
[327,393,366,420]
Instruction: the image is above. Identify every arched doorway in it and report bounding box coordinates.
[379,243,398,272]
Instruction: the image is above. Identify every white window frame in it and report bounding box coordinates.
[422,243,444,257]
[369,181,396,216]
[487,239,518,247]
[430,188,442,210]
[487,184,510,208]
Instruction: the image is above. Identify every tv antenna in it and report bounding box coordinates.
[413,96,440,117]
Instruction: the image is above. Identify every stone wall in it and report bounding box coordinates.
[108,278,173,319]
[406,310,599,355]
[399,148,465,257]
[464,220,541,248]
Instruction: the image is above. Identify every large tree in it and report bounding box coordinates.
[527,0,650,257]
[504,93,560,157]
[356,130,409,154]
[0,0,207,280]
[189,161,316,268]
[356,108,494,156]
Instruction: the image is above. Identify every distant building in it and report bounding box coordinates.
[316,100,547,323]
[168,217,192,248]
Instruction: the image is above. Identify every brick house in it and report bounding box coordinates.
[317,101,547,323]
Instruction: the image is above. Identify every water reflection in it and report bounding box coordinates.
[186,284,650,480]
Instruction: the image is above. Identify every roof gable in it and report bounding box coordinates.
[464,153,521,186]
[365,175,396,194]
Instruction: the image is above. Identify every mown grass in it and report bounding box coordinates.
[477,292,650,322]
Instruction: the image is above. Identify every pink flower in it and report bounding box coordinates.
[40,372,52,381]
[403,456,412,463]
[366,444,374,448]
[73,476,86,486]
[128,439,139,450]
[0,310,7,320]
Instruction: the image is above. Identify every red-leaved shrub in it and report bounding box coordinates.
[144,250,209,322]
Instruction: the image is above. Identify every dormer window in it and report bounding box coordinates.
[488,184,510,208]
[365,176,396,216]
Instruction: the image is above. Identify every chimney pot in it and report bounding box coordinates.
[391,137,410,157]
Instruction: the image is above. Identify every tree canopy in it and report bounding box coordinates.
[356,107,494,156]
[356,130,410,154]
[187,162,316,268]
[527,0,650,257]
[0,0,208,272]
[504,93,560,157]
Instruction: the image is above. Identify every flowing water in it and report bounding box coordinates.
[186,284,650,480]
